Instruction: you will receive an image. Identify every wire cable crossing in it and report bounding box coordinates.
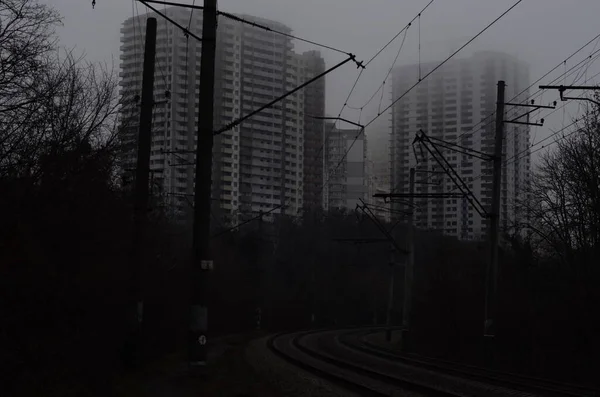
[214,55,357,136]
[219,11,364,68]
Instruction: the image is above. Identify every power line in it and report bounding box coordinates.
[371,0,527,192]
[188,0,197,28]
[313,0,434,207]
[320,124,365,197]
[417,83,600,215]
[347,0,434,110]
[422,118,580,216]
[218,12,357,60]
[320,1,442,200]
[211,204,284,238]
[364,0,524,133]
[353,27,409,113]
[139,2,365,66]
[364,0,435,68]
[333,0,526,198]
[136,1,170,88]
[214,55,357,136]
[314,68,366,208]
[454,31,600,146]
[138,0,204,42]
[144,2,363,227]
[414,35,600,188]
[382,24,600,231]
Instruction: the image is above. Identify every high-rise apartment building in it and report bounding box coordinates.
[391,51,530,240]
[119,8,325,224]
[324,123,367,210]
[301,51,326,211]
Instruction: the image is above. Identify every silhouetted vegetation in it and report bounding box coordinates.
[2,1,600,396]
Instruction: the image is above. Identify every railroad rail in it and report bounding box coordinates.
[341,328,599,397]
[268,327,600,397]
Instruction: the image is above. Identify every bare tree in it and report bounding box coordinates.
[519,98,600,268]
[0,0,61,113]
[0,1,125,181]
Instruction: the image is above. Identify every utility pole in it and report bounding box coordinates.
[256,210,264,330]
[355,199,408,342]
[128,16,157,366]
[386,245,396,342]
[190,0,217,368]
[538,85,600,107]
[485,80,505,338]
[401,167,415,350]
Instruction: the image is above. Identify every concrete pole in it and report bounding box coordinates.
[485,80,505,338]
[190,0,218,367]
[128,16,156,365]
[386,246,396,342]
[401,167,415,350]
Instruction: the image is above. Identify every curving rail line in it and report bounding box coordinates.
[339,328,600,397]
[268,327,600,397]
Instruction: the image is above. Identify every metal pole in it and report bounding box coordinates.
[128,16,157,365]
[190,0,217,367]
[401,167,415,350]
[386,246,395,342]
[485,80,505,338]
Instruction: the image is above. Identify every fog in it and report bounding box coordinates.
[5,2,600,393]
[51,0,600,159]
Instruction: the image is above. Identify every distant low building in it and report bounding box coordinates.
[324,123,367,211]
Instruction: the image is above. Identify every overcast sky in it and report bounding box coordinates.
[50,0,600,158]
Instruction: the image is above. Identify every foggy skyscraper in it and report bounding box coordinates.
[391,51,531,240]
[119,8,325,223]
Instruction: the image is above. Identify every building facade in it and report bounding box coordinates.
[301,51,326,212]
[367,131,392,222]
[391,51,530,240]
[119,9,325,224]
[324,123,368,211]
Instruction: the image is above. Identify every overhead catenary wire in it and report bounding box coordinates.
[364,0,525,133]
[329,0,525,197]
[314,67,366,202]
[187,0,196,28]
[347,1,435,111]
[382,25,600,228]
[418,78,600,214]
[211,204,284,239]
[348,24,410,111]
[132,1,365,233]
[572,36,600,85]
[164,4,196,208]
[414,40,600,188]
[364,0,435,68]
[320,0,439,198]
[218,11,359,62]
[158,1,365,227]
[444,30,600,149]
[379,28,409,115]
[136,0,170,88]
[214,55,357,136]
[138,0,204,43]
[418,12,422,81]
[419,118,581,216]
[460,31,600,141]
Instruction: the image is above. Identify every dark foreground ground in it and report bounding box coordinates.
[114,332,282,397]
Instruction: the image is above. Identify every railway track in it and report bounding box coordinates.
[269,328,459,396]
[268,328,599,397]
[340,328,600,397]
